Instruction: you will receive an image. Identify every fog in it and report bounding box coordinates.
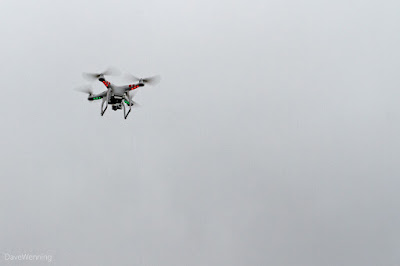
[1,0,400,265]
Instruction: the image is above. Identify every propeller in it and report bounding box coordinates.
[126,91,140,107]
[74,85,93,96]
[125,73,161,86]
[82,67,121,81]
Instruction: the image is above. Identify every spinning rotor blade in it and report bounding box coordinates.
[125,73,161,85]
[127,91,140,107]
[82,67,121,81]
[129,100,140,107]
[142,75,161,85]
[74,85,93,95]
[128,90,136,100]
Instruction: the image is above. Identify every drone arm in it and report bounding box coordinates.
[88,96,102,101]
[98,77,111,88]
[88,94,105,101]
[88,91,107,101]
[123,83,144,92]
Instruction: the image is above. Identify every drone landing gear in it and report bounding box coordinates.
[122,100,132,119]
[101,98,108,116]
[125,109,131,119]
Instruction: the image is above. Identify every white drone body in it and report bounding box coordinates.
[76,69,160,119]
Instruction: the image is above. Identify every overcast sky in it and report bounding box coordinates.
[1,0,400,265]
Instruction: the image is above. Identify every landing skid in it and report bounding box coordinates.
[122,98,132,119]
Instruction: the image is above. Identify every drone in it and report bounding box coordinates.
[75,68,160,119]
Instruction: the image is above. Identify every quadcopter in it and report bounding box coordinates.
[75,68,160,119]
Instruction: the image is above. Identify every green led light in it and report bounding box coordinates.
[124,100,130,105]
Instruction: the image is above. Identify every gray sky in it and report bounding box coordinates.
[1,0,400,265]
